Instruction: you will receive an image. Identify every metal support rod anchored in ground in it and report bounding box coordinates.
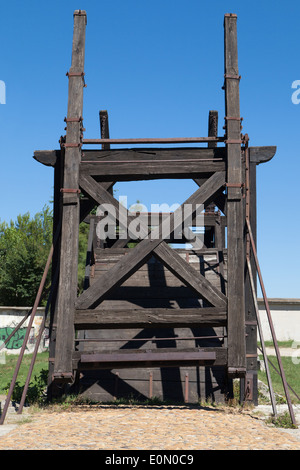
[246,218,297,427]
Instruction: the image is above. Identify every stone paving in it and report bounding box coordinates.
[0,404,300,450]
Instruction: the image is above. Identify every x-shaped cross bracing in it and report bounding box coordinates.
[76,171,227,310]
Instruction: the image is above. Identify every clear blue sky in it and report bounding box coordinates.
[0,0,299,298]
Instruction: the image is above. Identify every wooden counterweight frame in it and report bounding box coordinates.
[34,11,276,404]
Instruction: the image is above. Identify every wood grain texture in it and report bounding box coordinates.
[53,11,87,378]
[224,14,246,376]
[76,172,226,309]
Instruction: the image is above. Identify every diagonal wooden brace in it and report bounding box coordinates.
[76,171,227,309]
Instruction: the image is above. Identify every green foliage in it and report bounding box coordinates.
[266,411,298,429]
[0,206,53,306]
[258,355,300,404]
[0,204,93,306]
[77,221,90,294]
[5,369,48,405]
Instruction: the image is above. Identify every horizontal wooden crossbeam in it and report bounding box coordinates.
[33,146,276,167]
[80,159,225,180]
[74,307,227,329]
[82,137,225,145]
[82,147,225,161]
[72,347,227,369]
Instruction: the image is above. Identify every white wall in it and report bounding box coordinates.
[258,299,300,343]
[0,307,47,355]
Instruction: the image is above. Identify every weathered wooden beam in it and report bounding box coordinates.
[76,171,226,309]
[73,347,227,369]
[33,150,60,167]
[204,110,219,246]
[153,243,227,308]
[81,147,225,161]
[248,146,276,165]
[82,137,224,145]
[80,350,216,367]
[99,110,110,150]
[80,159,225,180]
[33,146,276,168]
[53,10,87,381]
[74,307,227,329]
[224,13,246,377]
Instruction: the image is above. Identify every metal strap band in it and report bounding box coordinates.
[66,71,87,87]
[62,142,82,148]
[64,116,83,123]
[224,116,242,121]
[224,74,241,80]
[60,188,81,194]
[66,71,85,77]
[224,139,243,144]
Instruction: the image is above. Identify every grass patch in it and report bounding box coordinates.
[266,411,298,429]
[258,355,300,404]
[258,340,295,349]
[0,351,49,404]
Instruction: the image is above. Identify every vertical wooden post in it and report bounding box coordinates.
[47,148,64,397]
[224,14,246,377]
[204,110,218,248]
[243,158,258,402]
[53,10,87,381]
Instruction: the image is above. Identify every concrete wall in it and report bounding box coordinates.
[0,307,48,356]
[258,298,300,343]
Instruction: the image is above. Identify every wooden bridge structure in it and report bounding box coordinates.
[33,11,277,404]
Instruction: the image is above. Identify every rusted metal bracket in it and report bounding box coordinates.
[62,142,82,148]
[224,182,245,198]
[64,116,83,123]
[224,183,244,189]
[52,372,74,383]
[224,116,242,121]
[66,71,85,78]
[224,139,243,144]
[244,374,254,401]
[60,188,81,194]
[66,71,87,87]
[224,73,242,80]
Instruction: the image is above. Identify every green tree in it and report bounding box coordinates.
[77,221,90,294]
[0,206,53,306]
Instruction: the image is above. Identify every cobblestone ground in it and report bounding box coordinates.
[0,405,300,450]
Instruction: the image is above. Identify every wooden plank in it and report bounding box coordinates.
[33,146,276,168]
[243,160,258,402]
[82,137,224,145]
[204,110,218,246]
[81,147,225,161]
[74,307,227,329]
[33,150,60,167]
[76,364,230,403]
[248,146,276,165]
[73,347,227,369]
[93,247,227,258]
[76,171,226,309]
[53,10,87,379]
[224,13,246,377]
[80,350,217,368]
[80,159,225,180]
[99,110,111,150]
[153,243,227,307]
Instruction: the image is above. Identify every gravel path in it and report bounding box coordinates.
[0,405,299,450]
